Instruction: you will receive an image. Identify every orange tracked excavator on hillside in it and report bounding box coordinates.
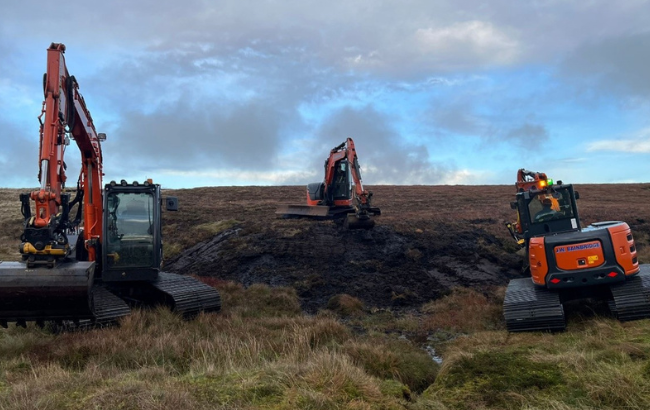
[0,43,221,328]
[276,138,380,229]
[503,169,650,332]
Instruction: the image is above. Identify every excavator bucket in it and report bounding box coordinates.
[345,214,375,230]
[276,204,330,218]
[0,260,95,326]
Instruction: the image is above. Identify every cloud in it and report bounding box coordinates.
[559,157,587,164]
[105,101,289,175]
[0,119,40,188]
[4,0,650,76]
[431,101,550,151]
[310,105,462,185]
[560,31,650,98]
[586,129,650,153]
[415,21,520,68]
[2,1,650,188]
[432,102,483,136]
[501,122,549,148]
[159,169,318,186]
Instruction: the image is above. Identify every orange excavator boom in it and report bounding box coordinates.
[20,42,105,265]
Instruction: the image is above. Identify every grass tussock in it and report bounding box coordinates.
[209,280,304,318]
[193,219,240,237]
[343,338,439,393]
[327,294,365,316]
[422,287,504,334]
[431,351,565,409]
[414,317,650,410]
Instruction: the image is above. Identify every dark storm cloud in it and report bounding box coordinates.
[86,42,335,176]
[432,103,482,136]
[106,101,288,173]
[430,101,549,151]
[0,121,39,188]
[560,32,650,98]
[310,106,457,185]
[501,123,549,148]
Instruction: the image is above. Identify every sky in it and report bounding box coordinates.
[1,0,649,188]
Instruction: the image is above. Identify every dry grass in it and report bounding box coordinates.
[0,189,25,261]
[3,276,650,409]
[0,283,425,409]
[422,287,505,334]
[327,294,365,317]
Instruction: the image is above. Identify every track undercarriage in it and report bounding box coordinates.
[504,264,650,332]
[0,260,221,330]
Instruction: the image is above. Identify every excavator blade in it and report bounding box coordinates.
[0,260,95,326]
[276,204,330,218]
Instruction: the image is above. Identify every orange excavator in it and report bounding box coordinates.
[0,43,220,328]
[276,138,380,229]
[503,169,650,332]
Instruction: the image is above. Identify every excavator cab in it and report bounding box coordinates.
[330,159,352,202]
[305,159,352,205]
[102,180,175,282]
[515,183,581,239]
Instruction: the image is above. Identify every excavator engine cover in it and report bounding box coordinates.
[0,260,94,326]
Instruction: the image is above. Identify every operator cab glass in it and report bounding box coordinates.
[527,186,575,225]
[105,192,155,268]
[332,159,352,200]
[517,184,580,238]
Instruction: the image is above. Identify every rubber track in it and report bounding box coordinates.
[151,272,221,316]
[91,286,132,324]
[609,265,650,322]
[48,285,131,332]
[504,278,566,332]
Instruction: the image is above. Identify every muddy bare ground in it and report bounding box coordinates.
[162,184,650,313]
[166,221,518,312]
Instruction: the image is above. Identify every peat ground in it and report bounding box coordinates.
[161,183,650,312]
[2,183,649,313]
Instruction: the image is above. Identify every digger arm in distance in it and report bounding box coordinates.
[516,168,551,192]
[507,168,553,246]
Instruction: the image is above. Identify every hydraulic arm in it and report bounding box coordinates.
[20,43,106,267]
